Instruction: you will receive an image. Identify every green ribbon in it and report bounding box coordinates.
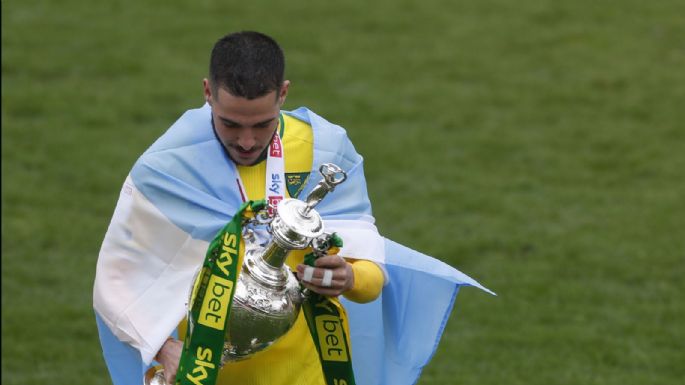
[175,200,265,385]
[302,234,357,385]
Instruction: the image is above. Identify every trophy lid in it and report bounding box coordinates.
[275,199,324,239]
[268,164,346,250]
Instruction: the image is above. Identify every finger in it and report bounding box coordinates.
[297,268,343,288]
[314,255,347,268]
[165,370,175,384]
[301,281,342,297]
[297,265,347,282]
[301,265,315,282]
[306,268,336,287]
[321,268,333,287]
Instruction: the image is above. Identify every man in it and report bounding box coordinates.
[94,31,491,385]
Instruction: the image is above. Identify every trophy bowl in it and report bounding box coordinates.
[216,234,305,362]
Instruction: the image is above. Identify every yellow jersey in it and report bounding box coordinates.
[178,113,383,385]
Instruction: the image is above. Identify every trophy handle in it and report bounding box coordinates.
[301,163,347,216]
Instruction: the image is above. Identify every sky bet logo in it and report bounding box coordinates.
[185,346,214,385]
[269,173,282,194]
[269,135,283,157]
[198,231,238,330]
[198,275,233,330]
[315,315,349,362]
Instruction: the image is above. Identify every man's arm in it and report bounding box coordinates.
[343,259,384,303]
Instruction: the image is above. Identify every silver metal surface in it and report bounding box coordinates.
[302,163,347,215]
[219,237,304,363]
[144,367,166,385]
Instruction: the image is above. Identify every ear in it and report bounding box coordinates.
[202,79,212,105]
[278,80,290,106]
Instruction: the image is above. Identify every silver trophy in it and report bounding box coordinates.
[145,163,347,385]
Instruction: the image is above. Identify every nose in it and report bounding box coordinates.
[236,129,257,150]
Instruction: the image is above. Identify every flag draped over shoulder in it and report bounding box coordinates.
[93,104,493,385]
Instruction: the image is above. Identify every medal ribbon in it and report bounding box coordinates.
[175,200,265,385]
[235,120,286,213]
[302,234,357,385]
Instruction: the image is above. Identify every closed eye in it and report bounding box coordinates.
[218,117,276,129]
[253,121,272,129]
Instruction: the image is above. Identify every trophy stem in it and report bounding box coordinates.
[261,240,291,268]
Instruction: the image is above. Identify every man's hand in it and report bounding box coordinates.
[155,338,183,383]
[296,255,354,297]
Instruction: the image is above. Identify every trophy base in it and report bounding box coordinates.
[144,366,166,385]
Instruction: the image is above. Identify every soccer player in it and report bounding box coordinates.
[94,30,490,385]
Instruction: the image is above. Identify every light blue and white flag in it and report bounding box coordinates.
[93,104,493,385]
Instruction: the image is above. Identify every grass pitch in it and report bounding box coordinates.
[3,1,684,384]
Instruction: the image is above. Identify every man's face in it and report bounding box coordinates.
[204,79,289,166]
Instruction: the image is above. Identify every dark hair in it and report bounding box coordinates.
[209,31,285,99]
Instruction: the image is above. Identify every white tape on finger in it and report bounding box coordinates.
[303,266,315,282]
[321,269,333,287]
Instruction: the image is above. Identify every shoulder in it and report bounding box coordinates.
[144,103,214,156]
[284,107,361,166]
[282,112,313,145]
[284,107,348,138]
[133,103,225,182]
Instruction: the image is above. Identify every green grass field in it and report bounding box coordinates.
[3,1,684,384]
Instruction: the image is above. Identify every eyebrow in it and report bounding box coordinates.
[218,116,277,128]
